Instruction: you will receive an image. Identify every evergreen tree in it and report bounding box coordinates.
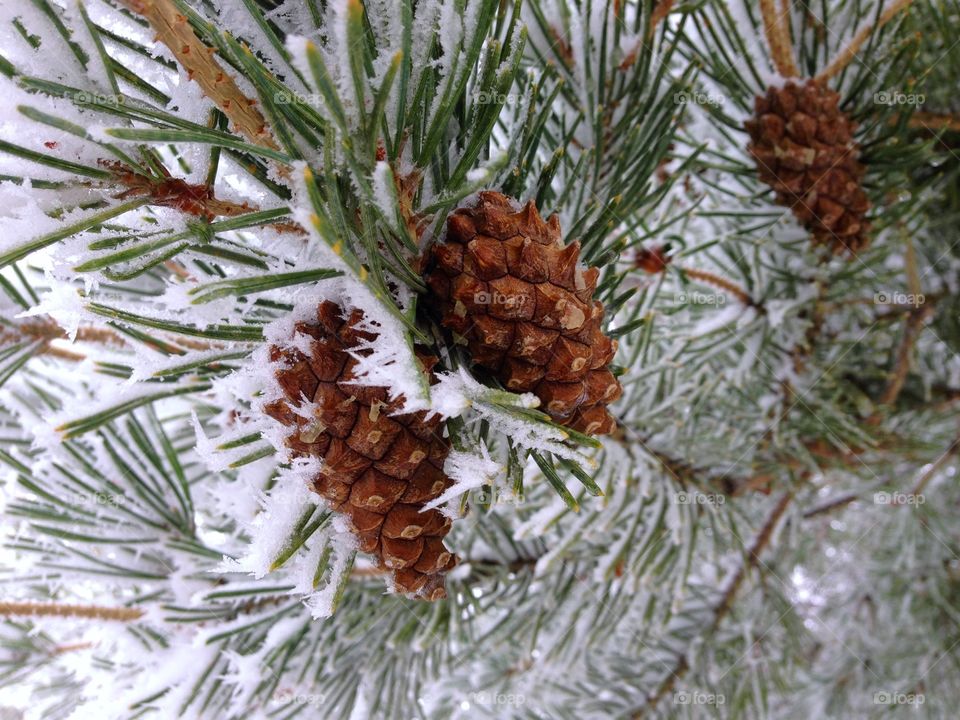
[0,0,958,717]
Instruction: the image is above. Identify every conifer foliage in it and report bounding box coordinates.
[1,0,959,718]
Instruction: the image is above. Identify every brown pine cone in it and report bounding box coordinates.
[425,191,622,435]
[745,79,871,255]
[264,302,456,600]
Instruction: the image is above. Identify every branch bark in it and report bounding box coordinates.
[120,0,280,153]
[816,0,915,83]
[0,601,145,622]
[908,111,960,133]
[634,491,793,717]
[680,266,760,308]
[1,317,127,362]
[759,0,800,77]
[877,304,933,407]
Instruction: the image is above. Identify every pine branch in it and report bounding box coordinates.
[0,0,958,714]
[908,111,960,132]
[803,430,960,516]
[802,491,859,518]
[0,601,145,622]
[102,161,259,220]
[874,302,934,408]
[1,317,127,362]
[118,0,280,153]
[623,428,769,497]
[759,0,799,77]
[816,0,916,83]
[911,432,960,496]
[649,1,675,37]
[633,491,794,718]
[51,642,96,655]
[679,266,759,308]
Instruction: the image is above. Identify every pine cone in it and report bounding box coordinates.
[425,191,622,435]
[264,302,456,600]
[745,79,870,255]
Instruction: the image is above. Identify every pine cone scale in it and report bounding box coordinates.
[427,192,622,435]
[746,79,871,255]
[269,302,456,600]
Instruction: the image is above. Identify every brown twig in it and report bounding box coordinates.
[103,160,304,236]
[15,319,124,348]
[636,491,793,717]
[1,317,127,363]
[622,428,772,497]
[874,302,934,410]
[680,266,758,308]
[759,0,800,77]
[0,601,145,622]
[547,25,574,66]
[101,160,256,221]
[816,0,915,83]
[649,0,674,31]
[802,491,859,518]
[911,433,960,496]
[119,0,280,153]
[931,386,960,412]
[51,642,96,655]
[801,430,960,516]
[907,111,960,133]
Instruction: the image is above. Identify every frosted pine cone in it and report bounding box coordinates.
[745,79,871,255]
[265,302,456,600]
[425,191,622,435]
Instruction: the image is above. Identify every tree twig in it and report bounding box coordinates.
[0,601,145,622]
[679,266,759,308]
[648,0,674,39]
[802,491,859,518]
[1,317,127,363]
[619,427,770,497]
[120,0,280,153]
[816,0,915,83]
[907,111,960,133]
[911,432,960,496]
[635,491,793,717]
[874,302,934,410]
[51,642,96,655]
[759,0,800,77]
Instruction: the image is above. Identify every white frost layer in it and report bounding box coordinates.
[423,446,502,512]
[431,368,588,463]
[216,459,323,579]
